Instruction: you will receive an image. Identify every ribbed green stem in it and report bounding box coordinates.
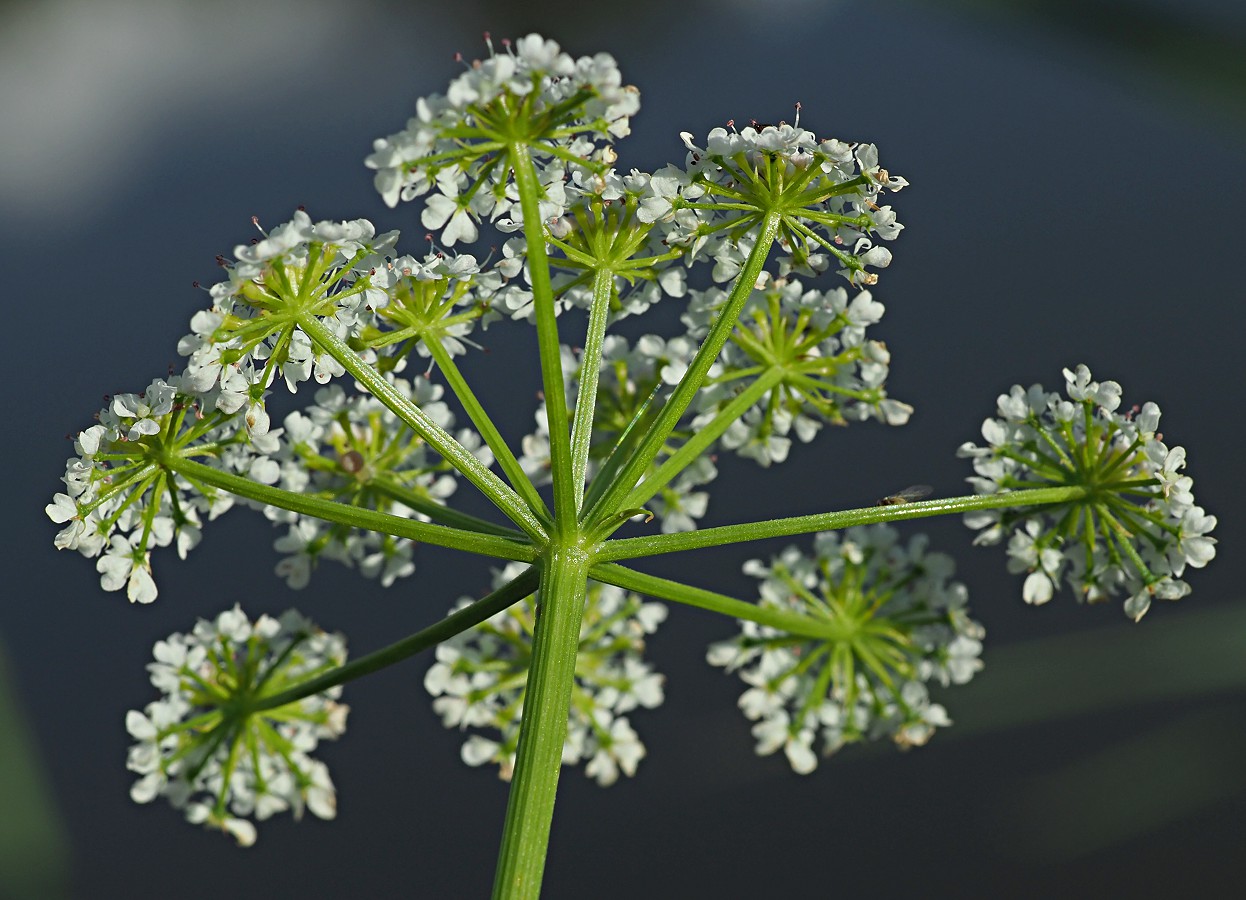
[570,267,616,512]
[625,366,785,509]
[596,486,1088,561]
[590,561,836,639]
[583,212,781,530]
[170,457,537,562]
[371,481,522,537]
[297,314,547,542]
[251,567,541,712]
[492,541,591,900]
[510,144,576,529]
[424,335,551,524]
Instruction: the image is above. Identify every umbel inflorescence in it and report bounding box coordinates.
[125,606,348,846]
[959,365,1217,621]
[47,29,1213,868]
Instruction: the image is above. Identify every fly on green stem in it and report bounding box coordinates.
[875,485,932,506]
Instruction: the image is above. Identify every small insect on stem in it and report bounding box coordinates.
[875,485,933,506]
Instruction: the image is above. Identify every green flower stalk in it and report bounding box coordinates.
[45,30,1217,900]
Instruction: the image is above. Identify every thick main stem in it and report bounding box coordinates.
[492,541,591,900]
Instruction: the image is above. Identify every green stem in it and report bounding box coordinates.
[492,541,591,900]
[170,457,538,563]
[510,144,576,529]
[589,562,838,640]
[297,314,547,542]
[625,366,786,509]
[250,567,541,712]
[578,397,658,530]
[583,212,782,530]
[424,336,551,525]
[596,486,1088,561]
[569,268,616,512]
[370,481,522,537]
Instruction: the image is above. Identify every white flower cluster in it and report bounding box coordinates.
[494,172,691,323]
[687,276,912,467]
[48,204,511,600]
[640,124,906,285]
[708,526,983,774]
[958,365,1216,620]
[45,376,250,603]
[179,210,399,419]
[366,33,639,243]
[259,375,492,589]
[125,605,349,846]
[356,248,504,358]
[424,563,667,786]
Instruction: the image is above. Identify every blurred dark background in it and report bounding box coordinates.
[2,0,1244,897]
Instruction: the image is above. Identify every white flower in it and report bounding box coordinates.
[673,123,904,284]
[585,717,646,786]
[685,278,909,469]
[177,211,401,412]
[422,179,479,247]
[366,32,637,248]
